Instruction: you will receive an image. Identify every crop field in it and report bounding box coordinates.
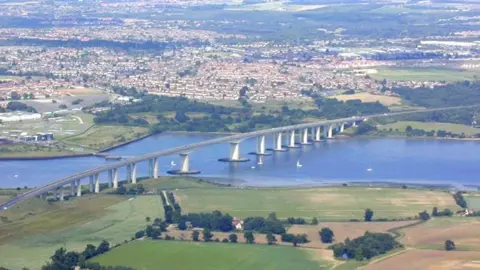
[174,186,459,220]
[287,221,418,248]
[62,125,149,151]
[91,240,332,270]
[0,195,164,269]
[227,2,326,12]
[329,92,402,106]
[379,121,480,136]
[400,217,480,251]
[371,67,478,82]
[365,249,480,270]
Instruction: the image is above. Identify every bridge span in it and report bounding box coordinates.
[1,105,477,210]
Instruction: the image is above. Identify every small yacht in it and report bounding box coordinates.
[170,160,176,167]
[296,160,303,168]
[367,168,373,172]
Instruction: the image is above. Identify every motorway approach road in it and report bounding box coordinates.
[1,104,479,211]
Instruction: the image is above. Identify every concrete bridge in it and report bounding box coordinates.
[1,105,477,210]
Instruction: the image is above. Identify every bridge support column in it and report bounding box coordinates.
[273,132,286,151]
[340,123,345,133]
[250,135,272,156]
[113,168,119,189]
[315,126,322,141]
[131,163,137,184]
[328,125,334,139]
[126,164,132,183]
[288,130,299,148]
[76,179,82,197]
[153,157,159,178]
[218,142,250,162]
[70,181,76,196]
[148,159,153,178]
[89,175,94,193]
[352,121,357,127]
[94,173,100,193]
[41,193,47,200]
[108,169,113,188]
[59,187,64,201]
[168,153,200,175]
[301,128,311,145]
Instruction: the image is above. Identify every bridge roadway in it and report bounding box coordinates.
[1,104,478,210]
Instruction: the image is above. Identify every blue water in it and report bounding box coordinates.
[1,134,480,188]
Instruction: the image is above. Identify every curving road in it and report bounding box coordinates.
[1,104,478,211]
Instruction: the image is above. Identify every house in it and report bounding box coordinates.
[232,217,243,230]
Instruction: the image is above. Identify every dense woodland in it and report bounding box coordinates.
[331,232,402,261]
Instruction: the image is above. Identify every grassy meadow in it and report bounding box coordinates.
[379,121,480,136]
[91,240,332,270]
[371,67,478,82]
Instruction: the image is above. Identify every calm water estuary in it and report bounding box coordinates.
[1,134,480,188]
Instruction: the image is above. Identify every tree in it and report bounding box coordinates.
[135,230,145,239]
[292,236,299,247]
[145,216,151,222]
[222,238,229,243]
[445,240,456,251]
[419,210,430,221]
[266,232,277,245]
[319,227,335,243]
[178,219,187,230]
[311,217,319,225]
[192,231,200,242]
[364,209,374,222]
[203,228,213,242]
[96,240,110,255]
[244,231,255,244]
[229,233,238,243]
[82,244,97,259]
[432,207,438,217]
[355,248,364,261]
[267,212,278,221]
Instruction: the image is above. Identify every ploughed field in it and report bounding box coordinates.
[90,240,333,270]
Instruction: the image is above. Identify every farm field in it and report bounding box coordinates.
[370,67,478,82]
[329,92,402,106]
[62,124,149,151]
[400,217,480,251]
[287,221,418,248]
[174,185,459,220]
[90,240,332,270]
[0,195,164,269]
[364,249,480,270]
[379,121,480,136]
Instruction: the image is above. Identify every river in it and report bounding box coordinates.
[1,134,480,188]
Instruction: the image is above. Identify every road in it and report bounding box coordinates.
[1,104,478,211]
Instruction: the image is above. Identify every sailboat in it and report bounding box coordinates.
[257,159,263,165]
[366,168,373,172]
[296,160,303,168]
[170,160,176,167]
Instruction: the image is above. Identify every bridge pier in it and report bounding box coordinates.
[126,164,132,183]
[148,159,153,178]
[287,130,300,148]
[301,128,311,145]
[89,175,94,193]
[94,173,100,193]
[59,187,64,201]
[108,169,113,188]
[352,121,357,127]
[219,142,250,162]
[70,181,76,196]
[340,123,345,133]
[168,153,200,175]
[76,179,82,197]
[328,125,334,139]
[153,157,159,178]
[314,126,322,141]
[113,168,119,189]
[273,132,286,151]
[250,135,272,156]
[131,163,137,184]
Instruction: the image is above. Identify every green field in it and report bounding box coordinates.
[0,195,164,269]
[62,124,149,151]
[91,240,331,270]
[174,184,459,220]
[379,121,480,136]
[371,67,478,82]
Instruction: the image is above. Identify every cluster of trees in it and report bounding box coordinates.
[432,207,453,217]
[393,81,480,108]
[418,210,431,221]
[243,214,286,234]
[41,241,125,270]
[71,98,84,105]
[319,227,335,243]
[364,209,374,222]
[453,191,467,208]
[280,233,309,246]
[135,218,168,240]
[5,101,37,113]
[115,184,145,195]
[331,232,402,261]
[403,125,469,138]
[445,240,456,251]
[286,217,307,225]
[179,210,234,232]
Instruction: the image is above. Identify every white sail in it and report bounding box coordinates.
[296,160,303,168]
[170,160,176,167]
